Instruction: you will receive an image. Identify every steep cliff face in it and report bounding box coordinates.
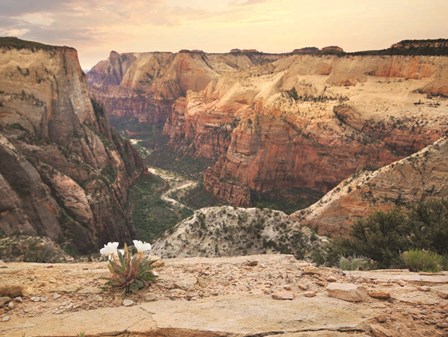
[88,42,448,208]
[167,54,448,205]
[87,50,277,127]
[0,38,144,254]
[293,137,448,236]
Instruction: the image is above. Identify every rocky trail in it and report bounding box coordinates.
[1,255,448,337]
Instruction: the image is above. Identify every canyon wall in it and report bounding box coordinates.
[293,136,448,236]
[88,42,448,207]
[0,38,144,254]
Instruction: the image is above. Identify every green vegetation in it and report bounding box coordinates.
[338,256,377,271]
[146,144,212,179]
[109,116,164,143]
[129,174,192,242]
[251,188,323,214]
[103,244,157,294]
[401,249,446,273]
[0,37,60,51]
[326,199,448,269]
[175,182,223,210]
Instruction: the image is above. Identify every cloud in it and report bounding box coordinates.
[229,0,272,6]
[0,0,67,16]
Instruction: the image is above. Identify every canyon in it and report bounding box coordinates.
[0,38,144,254]
[88,40,448,210]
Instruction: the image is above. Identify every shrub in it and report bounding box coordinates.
[102,241,158,293]
[401,249,446,272]
[339,256,377,271]
[333,199,448,268]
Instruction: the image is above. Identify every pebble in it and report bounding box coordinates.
[376,314,388,323]
[368,291,391,300]
[123,299,134,307]
[31,296,41,302]
[304,291,317,298]
[2,316,10,322]
[15,297,23,303]
[272,291,294,300]
[298,284,309,291]
[326,276,337,282]
[417,286,431,292]
[53,293,62,300]
[0,296,11,307]
[144,293,158,302]
[246,260,258,267]
[8,301,14,309]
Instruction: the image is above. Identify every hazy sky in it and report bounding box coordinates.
[0,0,447,69]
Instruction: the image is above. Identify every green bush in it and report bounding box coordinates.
[331,199,448,268]
[339,256,377,271]
[401,249,446,272]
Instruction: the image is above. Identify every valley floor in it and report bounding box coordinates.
[1,255,447,337]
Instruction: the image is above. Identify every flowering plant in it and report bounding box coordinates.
[101,241,158,293]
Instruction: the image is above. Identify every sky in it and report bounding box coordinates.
[0,0,447,69]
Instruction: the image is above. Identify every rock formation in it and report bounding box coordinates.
[0,38,144,254]
[152,206,326,259]
[88,41,448,208]
[293,137,448,236]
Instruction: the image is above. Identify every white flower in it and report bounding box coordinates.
[133,240,152,253]
[100,242,119,256]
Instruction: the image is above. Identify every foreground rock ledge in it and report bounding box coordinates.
[2,295,376,337]
[1,255,448,337]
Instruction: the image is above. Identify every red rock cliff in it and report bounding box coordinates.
[88,43,448,208]
[165,54,448,206]
[0,38,144,254]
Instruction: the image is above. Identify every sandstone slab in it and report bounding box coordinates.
[1,295,380,337]
[326,283,368,302]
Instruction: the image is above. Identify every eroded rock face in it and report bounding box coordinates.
[294,137,448,236]
[88,42,448,208]
[152,206,326,259]
[179,54,448,206]
[0,38,144,253]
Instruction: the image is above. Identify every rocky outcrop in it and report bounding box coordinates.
[390,39,448,55]
[152,206,326,259]
[0,38,144,254]
[89,42,448,208]
[293,137,448,236]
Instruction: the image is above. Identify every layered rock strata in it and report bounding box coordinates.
[88,41,448,207]
[294,137,448,236]
[0,38,144,253]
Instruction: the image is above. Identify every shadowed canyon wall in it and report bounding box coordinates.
[0,38,144,253]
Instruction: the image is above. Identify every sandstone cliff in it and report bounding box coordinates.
[0,38,144,254]
[87,50,278,127]
[88,41,448,208]
[293,137,448,236]
[152,206,326,259]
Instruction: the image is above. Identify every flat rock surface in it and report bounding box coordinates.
[1,255,447,337]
